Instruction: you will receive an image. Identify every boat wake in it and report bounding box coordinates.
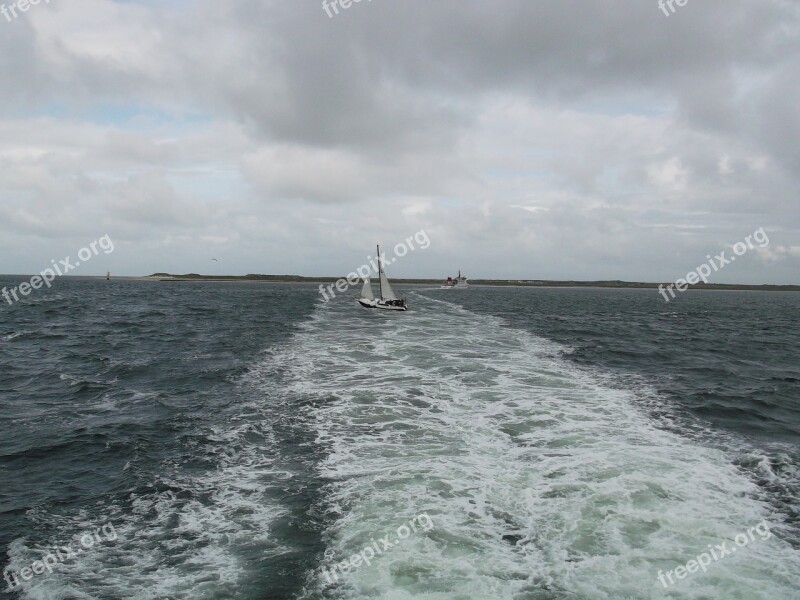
[290,292,800,599]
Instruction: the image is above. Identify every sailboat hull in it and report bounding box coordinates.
[357,299,408,311]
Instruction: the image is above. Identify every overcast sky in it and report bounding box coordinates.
[0,0,798,283]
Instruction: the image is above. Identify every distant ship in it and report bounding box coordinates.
[106,271,111,281]
[441,270,468,289]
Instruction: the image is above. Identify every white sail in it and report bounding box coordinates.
[379,269,397,300]
[360,277,375,301]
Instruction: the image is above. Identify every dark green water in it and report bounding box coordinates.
[1,279,798,599]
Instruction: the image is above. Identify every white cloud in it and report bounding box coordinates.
[0,0,797,283]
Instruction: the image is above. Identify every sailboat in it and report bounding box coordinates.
[358,245,408,311]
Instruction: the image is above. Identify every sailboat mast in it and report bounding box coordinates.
[377,244,383,299]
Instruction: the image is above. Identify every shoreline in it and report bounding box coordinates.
[138,274,800,292]
[1,274,796,292]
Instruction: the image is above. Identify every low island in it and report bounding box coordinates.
[144,274,800,292]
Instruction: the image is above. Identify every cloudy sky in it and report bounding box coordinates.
[1,0,798,283]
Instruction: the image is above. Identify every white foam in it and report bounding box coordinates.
[280,293,800,599]
[4,331,29,340]
[5,405,293,599]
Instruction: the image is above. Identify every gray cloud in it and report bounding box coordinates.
[0,0,797,283]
